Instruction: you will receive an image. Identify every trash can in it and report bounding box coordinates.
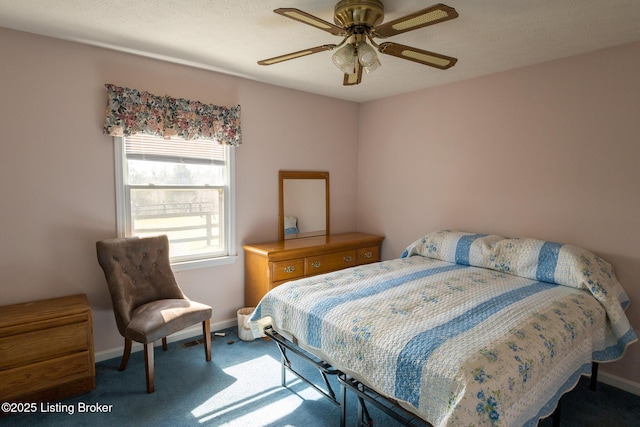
[237,307,255,341]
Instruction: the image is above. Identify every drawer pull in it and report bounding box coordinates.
[343,256,353,263]
[284,266,296,273]
[311,261,321,268]
[364,251,373,259]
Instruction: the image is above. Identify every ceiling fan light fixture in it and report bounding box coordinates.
[260,2,459,86]
[357,42,381,73]
[332,44,357,74]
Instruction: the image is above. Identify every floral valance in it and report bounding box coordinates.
[103,84,241,146]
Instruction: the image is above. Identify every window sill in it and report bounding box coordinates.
[171,255,238,272]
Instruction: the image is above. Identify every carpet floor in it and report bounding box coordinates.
[2,327,639,426]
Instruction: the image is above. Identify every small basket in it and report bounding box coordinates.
[237,307,255,341]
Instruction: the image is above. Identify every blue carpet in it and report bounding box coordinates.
[2,327,639,426]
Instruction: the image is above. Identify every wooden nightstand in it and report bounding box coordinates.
[0,294,95,403]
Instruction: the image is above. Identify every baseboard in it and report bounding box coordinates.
[599,371,640,396]
[94,318,237,363]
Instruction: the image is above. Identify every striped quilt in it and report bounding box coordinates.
[251,231,637,426]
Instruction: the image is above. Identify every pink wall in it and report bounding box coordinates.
[357,42,640,383]
[0,28,359,353]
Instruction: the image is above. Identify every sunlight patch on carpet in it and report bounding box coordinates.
[191,354,321,425]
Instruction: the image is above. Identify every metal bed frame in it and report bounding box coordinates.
[263,325,599,427]
[263,326,342,407]
[338,375,433,427]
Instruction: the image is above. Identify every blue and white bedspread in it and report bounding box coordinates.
[251,231,637,426]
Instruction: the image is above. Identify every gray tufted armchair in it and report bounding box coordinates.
[96,235,212,393]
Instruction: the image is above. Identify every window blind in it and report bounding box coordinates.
[125,134,225,165]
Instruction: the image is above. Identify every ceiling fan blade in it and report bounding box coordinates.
[373,3,458,38]
[274,8,346,36]
[343,62,363,86]
[377,42,457,69]
[258,44,336,65]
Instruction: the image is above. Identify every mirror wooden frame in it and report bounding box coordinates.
[278,171,330,241]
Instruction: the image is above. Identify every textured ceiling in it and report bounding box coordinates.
[1,0,640,103]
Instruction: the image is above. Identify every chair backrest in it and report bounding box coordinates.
[96,235,185,336]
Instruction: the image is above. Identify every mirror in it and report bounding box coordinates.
[279,171,330,240]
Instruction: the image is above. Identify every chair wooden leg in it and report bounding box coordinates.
[119,338,132,371]
[203,319,212,362]
[162,337,167,351]
[144,342,155,393]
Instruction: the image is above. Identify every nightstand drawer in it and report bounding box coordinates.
[0,351,93,400]
[272,259,305,282]
[306,250,357,275]
[0,320,89,370]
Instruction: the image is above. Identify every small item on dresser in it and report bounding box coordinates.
[284,215,299,235]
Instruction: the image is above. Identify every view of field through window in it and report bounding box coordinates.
[124,135,228,261]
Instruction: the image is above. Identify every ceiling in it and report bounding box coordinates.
[1,0,640,103]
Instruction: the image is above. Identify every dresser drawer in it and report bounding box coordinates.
[358,245,380,264]
[272,259,305,282]
[272,279,292,289]
[0,320,89,370]
[306,250,357,275]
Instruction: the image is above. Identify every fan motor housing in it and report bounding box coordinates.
[334,0,384,29]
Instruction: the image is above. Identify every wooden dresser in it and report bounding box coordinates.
[244,232,384,307]
[0,294,95,403]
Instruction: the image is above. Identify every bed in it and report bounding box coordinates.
[250,230,637,426]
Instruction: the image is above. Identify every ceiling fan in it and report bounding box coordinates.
[258,1,459,86]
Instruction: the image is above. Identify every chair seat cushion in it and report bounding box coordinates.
[125,299,212,344]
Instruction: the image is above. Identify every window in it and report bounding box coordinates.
[114,134,235,269]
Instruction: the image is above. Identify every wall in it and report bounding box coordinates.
[357,42,640,384]
[0,27,359,354]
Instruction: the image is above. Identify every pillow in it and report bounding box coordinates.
[402,230,631,318]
